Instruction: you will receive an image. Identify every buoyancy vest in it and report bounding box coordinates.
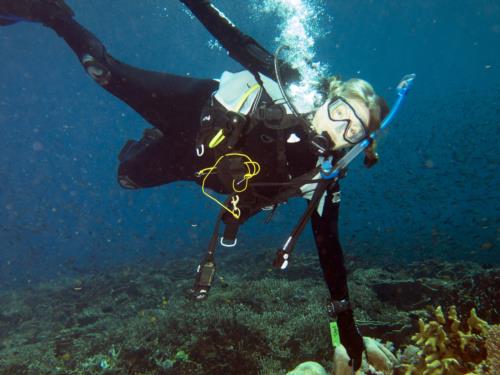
[190,71,347,296]
[195,71,320,221]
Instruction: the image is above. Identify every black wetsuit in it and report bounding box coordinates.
[23,0,364,365]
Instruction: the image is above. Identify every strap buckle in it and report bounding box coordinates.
[220,237,237,247]
[327,299,352,319]
[331,191,341,204]
[196,144,205,157]
[272,249,289,270]
[191,261,216,301]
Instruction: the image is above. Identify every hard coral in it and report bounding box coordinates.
[286,361,328,375]
[400,305,494,375]
[485,324,500,375]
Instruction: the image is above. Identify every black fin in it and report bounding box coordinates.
[0,18,18,26]
[0,0,74,26]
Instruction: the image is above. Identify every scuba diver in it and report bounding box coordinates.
[1,0,413,372]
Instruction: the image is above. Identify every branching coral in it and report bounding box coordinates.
[400,305,498,375]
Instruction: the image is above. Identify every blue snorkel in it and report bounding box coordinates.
[320,73,416,179]
[271,56,416,270]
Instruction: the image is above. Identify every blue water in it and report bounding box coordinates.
[0,0,499,287]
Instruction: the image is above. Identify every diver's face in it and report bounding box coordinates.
[312,97,370,150]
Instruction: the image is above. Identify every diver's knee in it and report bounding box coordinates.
[81,53,111,85]
[116,130,165,190]
[75,33,111,85]
[117,129,163,163]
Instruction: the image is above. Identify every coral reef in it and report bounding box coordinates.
[0,249,499,375]
[485,324,500,374]
[398,305,498,374]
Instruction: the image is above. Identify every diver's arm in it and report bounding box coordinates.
[310,188,364,370]
[180,0,297,80]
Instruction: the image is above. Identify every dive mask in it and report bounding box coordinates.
[327,97,369,145]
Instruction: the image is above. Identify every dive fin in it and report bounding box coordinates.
[0,0,74,25]
[0,13,24,26]
[0,18,18,26]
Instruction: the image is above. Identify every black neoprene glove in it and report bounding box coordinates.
[337,310,364,370]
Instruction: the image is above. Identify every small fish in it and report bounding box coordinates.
[480,242,494,250]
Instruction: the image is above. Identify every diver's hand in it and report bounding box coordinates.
[363,337,398,373]
[333,337,398,375]
[363,140,379,168]
[337,311,364,370]
[363,150,379,168]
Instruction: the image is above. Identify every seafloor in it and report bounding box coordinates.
[0,247,498,375]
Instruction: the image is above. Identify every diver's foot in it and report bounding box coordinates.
[0,0,74,26]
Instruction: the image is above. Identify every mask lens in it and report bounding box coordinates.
[327,98,368,144]
[344,120,366,143]
[328,100,347,120]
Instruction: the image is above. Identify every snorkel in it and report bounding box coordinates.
[273,46,416,166]
[320,73,416,179]
[272,73,416,271]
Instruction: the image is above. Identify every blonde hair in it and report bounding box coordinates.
[327,76,387,132]
[326,76,389,166]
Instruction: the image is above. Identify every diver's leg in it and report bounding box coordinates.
[0,0,74,25]
[1,0,218,135]
[310,185,348,300]
[2,1,215,186]
[117,127,202,189]
[45,16,219,136]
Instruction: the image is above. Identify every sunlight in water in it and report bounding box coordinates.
[252,0,328,112]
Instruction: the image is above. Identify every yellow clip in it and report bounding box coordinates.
[232,160,260,193]
[198,153,260,219]
[230,195,241,218]
[208,129,225,149]
[206,84,260,150]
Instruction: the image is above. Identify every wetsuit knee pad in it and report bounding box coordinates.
[117,142,143,190]
[81,53,111,85]
[78,36,111,85]
[116,129,164,189]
